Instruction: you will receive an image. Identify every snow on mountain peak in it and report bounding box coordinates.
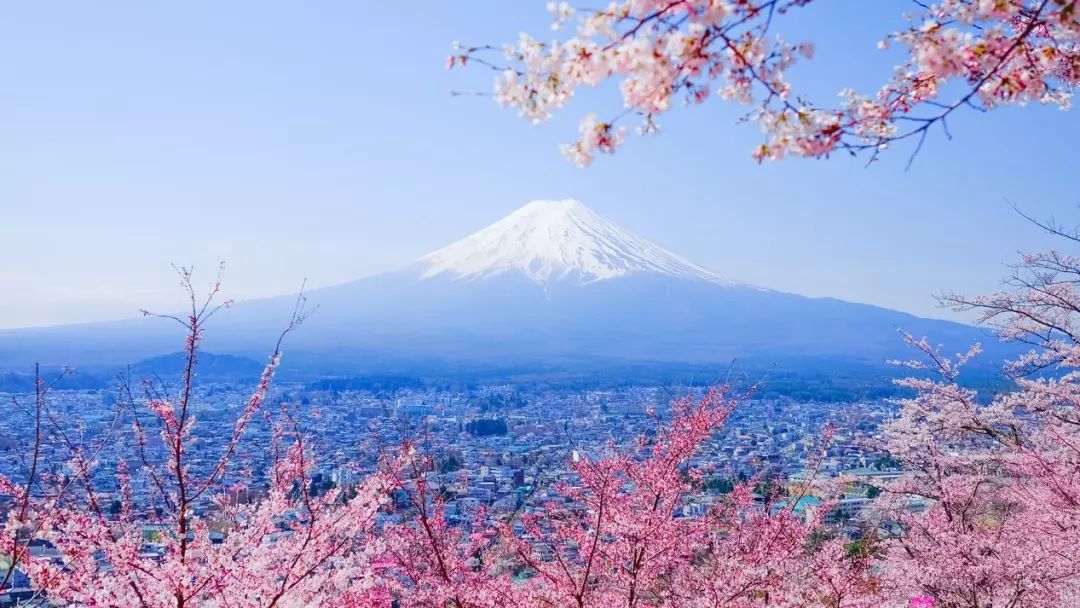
[419,199,728,285]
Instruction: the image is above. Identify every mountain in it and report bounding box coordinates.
[0,199,1013,383]
[418,199,727,285]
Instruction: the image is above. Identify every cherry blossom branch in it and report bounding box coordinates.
[451,0,1079,166]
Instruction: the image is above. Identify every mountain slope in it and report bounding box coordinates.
[0,200,1013,379]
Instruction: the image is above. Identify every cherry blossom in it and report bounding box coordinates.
[380,387,879,607]
[875,218,1080,607]
[450,1,1080,165]
[0,269,397,608]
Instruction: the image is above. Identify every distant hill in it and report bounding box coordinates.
[128,352,267,382]
[0,353,266,394]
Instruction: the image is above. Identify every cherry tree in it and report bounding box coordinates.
[870,217,1080,607]
[449,0,1080,165]
[381,387,879,607]
[1,269,396,608]
[0,365,103,605]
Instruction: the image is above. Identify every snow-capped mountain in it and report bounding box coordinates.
[419,199,728,285]
[0,199,1012,380]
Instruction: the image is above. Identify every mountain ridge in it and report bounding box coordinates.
[0,199,1015,379]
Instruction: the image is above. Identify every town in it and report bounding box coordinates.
[0,379,906,602]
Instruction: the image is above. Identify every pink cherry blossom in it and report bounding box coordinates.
[451,1,1079,164]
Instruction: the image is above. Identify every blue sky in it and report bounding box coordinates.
[1,1,1076,328]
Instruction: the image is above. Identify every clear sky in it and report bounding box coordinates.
[1,1,1077,329]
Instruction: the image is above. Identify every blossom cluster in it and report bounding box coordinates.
[450,0,1079,164]
[875,234,1080,606]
